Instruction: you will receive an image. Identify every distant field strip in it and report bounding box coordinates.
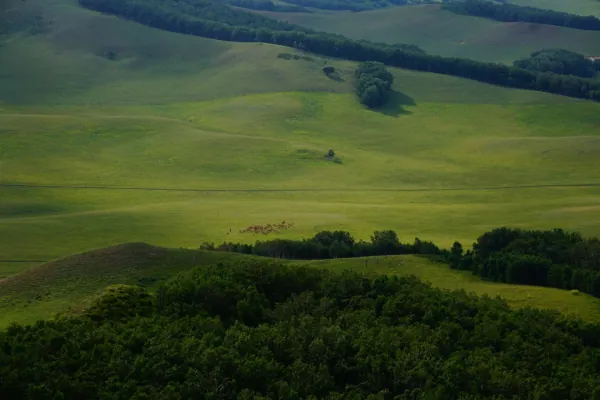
[3,183,600,192]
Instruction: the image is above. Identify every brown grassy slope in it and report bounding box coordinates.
[0,243,233,300]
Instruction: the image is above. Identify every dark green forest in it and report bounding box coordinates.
[3,260,600,399]
[514,49,600,78]
[451,228,600,298]
[78,0,600,102]
[442,0,600,31]
[202,229,441,258]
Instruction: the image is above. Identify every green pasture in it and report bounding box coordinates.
[263,5,600,63]
[0,0,349,106]
[2,91,600,266]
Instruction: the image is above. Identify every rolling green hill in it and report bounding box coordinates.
[0,243,248,327]
[2,89,600,270]
[0,0,349,105]
[262,5,600,63]
[2,243,599,328]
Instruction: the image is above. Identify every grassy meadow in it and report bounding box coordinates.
[2,0,600,328]
[262,5,600,63]
[2,90,600,266]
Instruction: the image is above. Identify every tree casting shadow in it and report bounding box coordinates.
[376,91,416,117]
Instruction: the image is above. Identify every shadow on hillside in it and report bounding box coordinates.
[376,91,416,117]
[326,72,344,82]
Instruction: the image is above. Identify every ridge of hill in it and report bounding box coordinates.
[0,243,248,326]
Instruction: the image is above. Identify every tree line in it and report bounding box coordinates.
[448,227,600,298]
[202,229,442,259]
[442,0,600,31]
[207,226,600,299]
[3,259,600,399]
[79,0,600,102]
[355,62,394,108]
[514,49,600,79]
[258,0,435,12]
[223,0,312,13]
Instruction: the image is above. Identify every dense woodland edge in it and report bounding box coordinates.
[205,227,600,299]
[225,0,436,12]
[3,257,600,398]
[79,0,600,102]
[514,49,600,79]
[442,0,600,31]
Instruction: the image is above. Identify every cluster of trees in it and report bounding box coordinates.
[3,261,600,398]
[79,0,600,102]
[211,226,600,299]
[449,228,600,297]
[223,0,312,13]
[514,49,600,78]
[203,229,441,259]
[354,62,394,108]
[443,0,600,31]
[262,0,434,12]
[278,0,377,11]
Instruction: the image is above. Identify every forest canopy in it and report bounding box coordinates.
[2,259,600,399]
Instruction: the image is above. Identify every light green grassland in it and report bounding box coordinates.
[262,5,600,63]
[2,91,600,265]
[0,0,348,105]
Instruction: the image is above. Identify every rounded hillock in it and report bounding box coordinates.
[0,243,169,297]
